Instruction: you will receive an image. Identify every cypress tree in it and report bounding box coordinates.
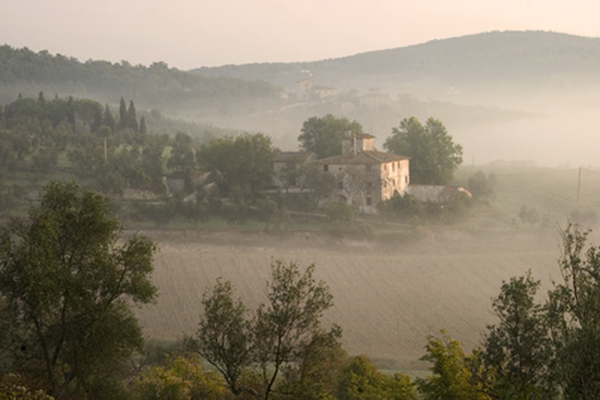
[91,106,103,133]
[139,116,147,134]
[127,100,138,132]
[118,97,127,130]
[103,104,116,133]
[67,96,75,125]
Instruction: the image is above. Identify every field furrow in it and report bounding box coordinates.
[136,230,561,369]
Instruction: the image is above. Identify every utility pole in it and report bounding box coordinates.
[577,166,582,203]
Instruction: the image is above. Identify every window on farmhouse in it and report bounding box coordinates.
[366,164,371,171]
[367,197,372,206]
[323,164,328,172]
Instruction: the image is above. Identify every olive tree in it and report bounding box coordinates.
[0,181,157,398]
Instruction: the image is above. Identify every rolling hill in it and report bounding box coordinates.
[193,31,600,107]
[0,45,284,117]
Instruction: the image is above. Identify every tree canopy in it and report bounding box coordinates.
[194,260,340,400]
[0,181,157,398]
[384,117,463,185]
[298,114,363,159]
[483,271,554,398]
[199,133,275,196]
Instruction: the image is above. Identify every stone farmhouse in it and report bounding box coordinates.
[316,132,410,213]
[273,131,469,214]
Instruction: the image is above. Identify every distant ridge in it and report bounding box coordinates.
[192,31,600,99]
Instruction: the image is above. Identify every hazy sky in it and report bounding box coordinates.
[2,0,599,70]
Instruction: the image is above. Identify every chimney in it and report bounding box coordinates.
[342,130,352,155]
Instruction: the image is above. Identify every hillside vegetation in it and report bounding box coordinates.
[0,45,283,116]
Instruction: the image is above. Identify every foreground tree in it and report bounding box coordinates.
[254,260,337,400]
[194,279,253,396]
[277,329,346,400]
[337,355,417,400]
[298,114,363,159]
[132,354,226,400]
[384,117,462,185]
[546,224,600,398]
[483,271,554,398]
[417,331,489,400]
[0,181,157,398]
[195,260,339,400]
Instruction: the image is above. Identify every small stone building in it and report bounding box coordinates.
[316,132,410,213]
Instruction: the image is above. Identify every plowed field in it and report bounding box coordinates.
[135,228,564,369]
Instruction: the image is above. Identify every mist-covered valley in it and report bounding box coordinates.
[3,29,600,398]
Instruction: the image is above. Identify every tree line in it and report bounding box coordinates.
[0,45,282,109]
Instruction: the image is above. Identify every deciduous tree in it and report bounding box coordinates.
[417,330,489,400]
[196,260,339,400]
[483,271,554,398]
[338,355,417,400]
[167,132,195,173]
[298,114,363,159]
[384,117,462,185]
[0,181,157,398]
[132,354,226,400]
[199,133,275,197]
[254,260,337,400]
[546,224,600,398]
[194,279,253,396]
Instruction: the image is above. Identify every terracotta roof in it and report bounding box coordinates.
[317,151,409,165]
[274,151,315,162]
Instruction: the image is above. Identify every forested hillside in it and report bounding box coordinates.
[0,45,284,114]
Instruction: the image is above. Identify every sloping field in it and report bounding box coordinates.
[135,228,565,370]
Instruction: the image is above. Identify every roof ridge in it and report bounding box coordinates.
[363,151,383,162]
